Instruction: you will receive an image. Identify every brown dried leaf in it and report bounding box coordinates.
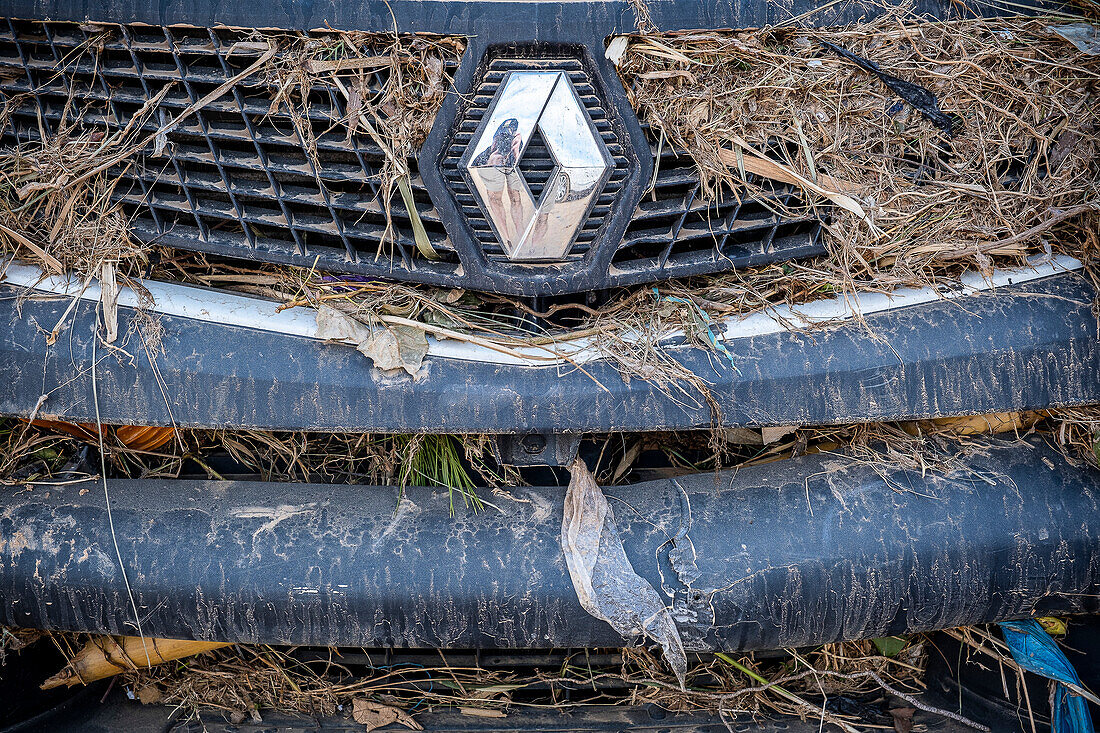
[351,698,422,731]
[344,85,364,143]
[99,260,119,344]
[890,706,915,733]
[305,56,390,75]
[458,707,506,718]
[136,684,163,705]
[638,69,696,83]
[315,305,428,376]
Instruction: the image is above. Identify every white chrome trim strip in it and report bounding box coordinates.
[1,255,1084,367]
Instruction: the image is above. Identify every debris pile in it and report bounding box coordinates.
[0,13,1096,390]
[264,31,464,258]
[25,630,933,730]
[8,619,1090,731]
[613,12,1100,293]
[3,407,1097,495]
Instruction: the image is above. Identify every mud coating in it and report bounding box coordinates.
[2,272,1099,433]
[1,437,1097,649]
[2,0,1046,45]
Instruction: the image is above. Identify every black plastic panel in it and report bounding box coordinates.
[2,271,1098,433]
[2,437,1097,649]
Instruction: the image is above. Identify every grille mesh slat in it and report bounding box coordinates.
[609,121,825,276]
[0,19,460,280]
[2,21,826,293]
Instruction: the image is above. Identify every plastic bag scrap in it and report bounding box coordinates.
[821,40,960,136]
[1049,23,1100,56]
[562,459,688,688]
[999,619,1098,733]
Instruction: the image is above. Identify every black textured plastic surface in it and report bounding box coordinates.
[2,272,1098,433]
[2,437,1097,649]
[46,700,1005,732]
[0,20,462,283]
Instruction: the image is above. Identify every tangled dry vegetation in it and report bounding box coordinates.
[614,11,1100,294]
[163,10,1100,386]
[27,631,931,730]
[0,26,462,281]
[0,12,1096,389]
[0,418,517,514]
[3,406,1098,496]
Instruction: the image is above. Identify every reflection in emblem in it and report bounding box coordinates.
[462,71,612,262]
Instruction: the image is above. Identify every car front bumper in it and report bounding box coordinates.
[2,257,1098,433]
[2,436,1098,648]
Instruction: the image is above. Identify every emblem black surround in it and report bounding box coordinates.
[420,42,653,296]
[446,59,624,263]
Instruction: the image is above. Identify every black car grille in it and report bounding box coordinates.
[0,19,461,281]
[609,125,826,285]
[0,19,826,295]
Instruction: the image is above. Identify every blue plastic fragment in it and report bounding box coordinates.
[653,287,740,374]
[999,619,1095,733]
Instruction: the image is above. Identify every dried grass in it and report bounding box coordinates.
[0,88,152,275]
[615,9,1100,293]
[0,418,85,484]
[266,31,463,257]
[1045,405,1100,465]
[0,25,462,283]
[103,638,926,727]
[0,419,516,515]
[6,407,1093,502]
[3,14,1097,392]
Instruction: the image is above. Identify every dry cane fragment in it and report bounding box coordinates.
[23,419,176,451]
[41,635,231,689]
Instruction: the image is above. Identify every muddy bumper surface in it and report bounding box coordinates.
[2,270,1100,433]
[2,436,1097,649]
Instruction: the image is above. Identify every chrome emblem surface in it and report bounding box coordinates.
[461,71,612,262]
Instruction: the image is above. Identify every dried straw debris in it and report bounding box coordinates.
[89,637,929,728]
[0,24,463,282]
[0,418,513,514]
[614,11,1100,292]
[2,14,1097,393]
[1046,404,1100,465]
[264,31,464,258]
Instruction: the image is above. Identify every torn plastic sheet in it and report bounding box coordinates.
[1049,23,1100,56]
[658,479,715,651]
[821,40,960,136]
[999,620,1097,733]
[561,459,687,688]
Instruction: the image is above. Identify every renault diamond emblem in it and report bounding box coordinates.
[462,70,612,262]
